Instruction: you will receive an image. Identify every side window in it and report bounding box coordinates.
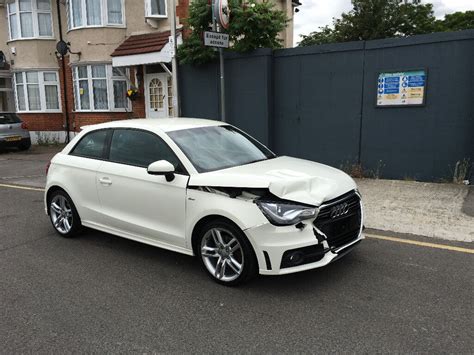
[70,130,108,159]
[109,129,185,173]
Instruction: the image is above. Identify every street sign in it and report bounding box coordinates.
[214,0,230,29]
[204,31,229,48]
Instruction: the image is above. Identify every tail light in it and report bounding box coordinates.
[21,122,28,130]
[46,161,51,175]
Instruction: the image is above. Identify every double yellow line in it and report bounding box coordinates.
[1,182,473,254]
[366,233,474,254]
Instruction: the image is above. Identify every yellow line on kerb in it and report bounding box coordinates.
[366,233,474,254]
[0,183,45,192]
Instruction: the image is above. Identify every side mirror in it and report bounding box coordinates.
[147,160,175,182]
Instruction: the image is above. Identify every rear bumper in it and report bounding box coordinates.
[0,136,30,148]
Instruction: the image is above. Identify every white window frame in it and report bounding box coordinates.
[7,0,54,40]
[13,70,62,113]
[67,0,125,30]
[72,64,130,112]
[145,0,168,18]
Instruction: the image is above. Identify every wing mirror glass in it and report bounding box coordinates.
[147,160,175,181]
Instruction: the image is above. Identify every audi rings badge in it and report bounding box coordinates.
[330,202,349,219]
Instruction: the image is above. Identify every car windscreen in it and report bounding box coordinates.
[0,113,21,124]
[167,125,276,173]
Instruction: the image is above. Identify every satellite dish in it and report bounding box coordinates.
[56,40,69,56]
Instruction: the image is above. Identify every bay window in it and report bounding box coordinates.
[145,0,167,17]
[68,0,124,29]
[14,71,60,112]
[7,0,53,40]
[73,64,129,111]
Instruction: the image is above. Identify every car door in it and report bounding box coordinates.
[95,128,189,248]
[64,129,110,223]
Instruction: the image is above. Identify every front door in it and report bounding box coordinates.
[145,73,169,118]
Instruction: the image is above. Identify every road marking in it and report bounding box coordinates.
[0,183,45,192]
[366,233,474,254]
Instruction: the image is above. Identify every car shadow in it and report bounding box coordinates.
[74,227,364,294]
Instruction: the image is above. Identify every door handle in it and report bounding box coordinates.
[99,177,112,186]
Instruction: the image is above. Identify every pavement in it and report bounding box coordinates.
[356,178,474,243]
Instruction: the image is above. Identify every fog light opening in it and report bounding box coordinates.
[288,251,304,266]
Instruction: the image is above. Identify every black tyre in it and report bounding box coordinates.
[18,140,31,151]
[48,189,82,238]
[197,218,258,286]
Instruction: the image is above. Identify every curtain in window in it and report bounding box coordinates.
[45,86,59,109]
[93,80,108,110]
[78,80,90,110]
[27,85,40,110]
[16,85,26,111]
[71,0,83,27]
[86,0,102,26]
[19,0,31,11]
[151,0,166,15]
[9,14,18,39]
[113,80,127,108]
[37,0,50,10]
[38,13,52,36]
[20,12,34,37]
[107,0,122,24]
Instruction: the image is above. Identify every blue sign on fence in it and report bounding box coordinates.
[377,70,426,107]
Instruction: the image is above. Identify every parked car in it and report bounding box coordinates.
[44,118,364,285]
[0,113,31,151]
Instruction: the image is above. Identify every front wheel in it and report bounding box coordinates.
[48,190,82,238]
[197,219,257,286]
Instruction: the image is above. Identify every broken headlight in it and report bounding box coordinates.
[256,200,318,226]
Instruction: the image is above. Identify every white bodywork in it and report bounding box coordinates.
[45,118,364,275]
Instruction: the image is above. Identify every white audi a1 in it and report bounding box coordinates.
[45,118,364,285]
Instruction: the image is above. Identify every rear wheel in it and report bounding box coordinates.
[197,219,257,286]
[48,190,82,238]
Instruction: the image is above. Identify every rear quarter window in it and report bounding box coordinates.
[70,130,109,159]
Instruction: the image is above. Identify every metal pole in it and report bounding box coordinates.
[170,0,179,117]
[219,41,226,122]
[212,0,225,122]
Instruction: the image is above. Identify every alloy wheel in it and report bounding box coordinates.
[200,227,244,282]
[50,195,74,234]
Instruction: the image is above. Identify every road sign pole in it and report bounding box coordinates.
[219,32,226,123]
[170,0,179,117]
[212,0,226,122]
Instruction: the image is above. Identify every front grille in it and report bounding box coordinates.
[313,190,361,249]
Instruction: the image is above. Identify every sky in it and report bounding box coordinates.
[293,0,474,45]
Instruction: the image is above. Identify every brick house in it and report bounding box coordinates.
[0,0,299,143]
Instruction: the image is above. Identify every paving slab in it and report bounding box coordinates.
[356,178,473,243]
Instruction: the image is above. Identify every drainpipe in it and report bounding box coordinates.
[170,0,180,117]
[55,0,71,143]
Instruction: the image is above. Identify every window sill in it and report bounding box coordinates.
[73,110,131,113]
[7,37,56,44]
[67,25,126,33]
[145,15,168,19]
[17,110,62,114]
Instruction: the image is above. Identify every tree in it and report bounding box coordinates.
[299,0,439,46]
[178,0,287,65]
[436,11,474,32]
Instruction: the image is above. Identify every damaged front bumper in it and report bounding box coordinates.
[244,191,364,275]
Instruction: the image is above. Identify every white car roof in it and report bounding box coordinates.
[81,117,227,133]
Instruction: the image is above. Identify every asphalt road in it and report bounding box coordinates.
[1,185,473,353]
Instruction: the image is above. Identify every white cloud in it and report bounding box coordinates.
[293,0,474,46]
